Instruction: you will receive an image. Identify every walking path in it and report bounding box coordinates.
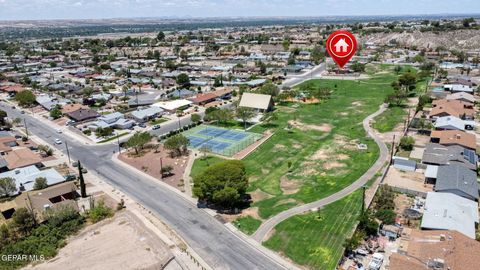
[252,104,390,242]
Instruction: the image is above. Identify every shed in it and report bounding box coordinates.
[393,157,416,172]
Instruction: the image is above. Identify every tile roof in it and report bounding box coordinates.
[3,148,42,169]
[430,130,476,150]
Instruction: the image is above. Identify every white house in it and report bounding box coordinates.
[0,165,66,194]
[444,84,473,93]
[130,106,164,122]
[434,116,466,131]
[89,112,135,130]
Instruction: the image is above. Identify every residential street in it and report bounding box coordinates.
[0,102,289,270]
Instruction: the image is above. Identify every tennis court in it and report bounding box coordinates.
[183,125,263,157]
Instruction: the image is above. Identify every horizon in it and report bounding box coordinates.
[0,0,479,21]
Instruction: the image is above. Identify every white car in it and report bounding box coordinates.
[56,129,62,133]
[54,138,62,144]
[368,253,384,270]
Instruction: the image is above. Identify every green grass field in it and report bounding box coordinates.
[372,106,408,132]
[233,216,263,235]
[243,68,404,219]
[190,156,225,178]
[264,190,362,270]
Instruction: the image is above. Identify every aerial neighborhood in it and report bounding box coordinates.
[0,14,479,270]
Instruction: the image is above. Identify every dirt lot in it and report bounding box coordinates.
[27,211,174,270]
[119,145,189,191]
[383,167,433,194]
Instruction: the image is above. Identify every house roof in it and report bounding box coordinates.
[430,130,476,150]
[131,106,163,120]
[446,92,476,103]
[422,143,477,170]
[190,93,217,104]
[435,164,479,200]
[3,148,42,169]
[434,116,465,131]
[61,103,88,114]
[421,192,479,239]
[154,99,192,111]
[389,229,480,270]
[0,136,17,152]
[0,165,65,193]
[66,108,100,122]
[430,99,474,118]
[239,93,272,110]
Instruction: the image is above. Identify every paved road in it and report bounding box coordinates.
[1,103,288,270]
[252,104,390,242]
[281,63,326,88]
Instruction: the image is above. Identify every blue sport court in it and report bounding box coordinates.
[183,125,262,157]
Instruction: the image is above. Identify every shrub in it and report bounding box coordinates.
[399,136,415,151]
[88,201,113,223]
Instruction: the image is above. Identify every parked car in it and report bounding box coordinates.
[152,124,161,130]
[139,123,147,128]
[368,253,384,270]
[20,111,25,114]
[54,138,62,144]
[56,129,62,133]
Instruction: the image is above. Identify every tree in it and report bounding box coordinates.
[0,177,16,197]
[0,110,7,126]
[399,136,415,151]
[160,165,174,177]
[191,113,201,123]
[398,73,417,91]
[259,82,280,97]
[358,210,379,236]
[164,134,189,157]
[157,31,165,42]
[393,65,402,74]
[14,90,36,107]
[95,127,114,138]
[33,177,48,190]
[236,107,255,130]
[38,144,53,156]
[12,208,36,236]
[49,106,62,119]
[193,160,248,209]
[176,73,190,88]
[77,160,87,198]
[199,145,212,162]
[12,117,21,126]
[350,61,366,72]
[126,132,152,155]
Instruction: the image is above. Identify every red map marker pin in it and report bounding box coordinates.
[326,30,357,69]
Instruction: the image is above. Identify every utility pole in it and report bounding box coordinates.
[116,132,121,153]
[390,134,396,164]
[159,157,163,180]
[23,118,29,139]
[361,185,367,214]
[77,160,87,198]
[65,141,71,163]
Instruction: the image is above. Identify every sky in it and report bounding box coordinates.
[0,0,479,21]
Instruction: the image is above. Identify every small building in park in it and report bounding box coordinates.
[238,93,274,113]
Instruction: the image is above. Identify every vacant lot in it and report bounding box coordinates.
[27,211,173,270]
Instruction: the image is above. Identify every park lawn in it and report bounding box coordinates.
[233,216,262,235]
[243,70,400,219]
[190,156,225,178]
[372,106,408,133]
[264,190,362,270]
